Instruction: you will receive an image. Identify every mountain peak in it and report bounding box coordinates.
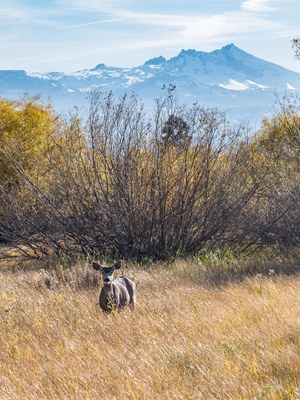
[173,44,246,62]
[92,63,112,71]
[178,49,197,57]
[144,56,166,66]
[218,43,247,57]
[221,43,238,51]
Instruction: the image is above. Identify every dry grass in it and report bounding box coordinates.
[0,261,300,399]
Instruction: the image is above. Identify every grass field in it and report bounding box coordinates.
[0,259,299,399]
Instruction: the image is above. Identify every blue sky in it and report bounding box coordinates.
[0,0,299,72]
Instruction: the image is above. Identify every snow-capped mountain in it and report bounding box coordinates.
[1,44,300,124]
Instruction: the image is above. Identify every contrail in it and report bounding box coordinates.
[70,18,127,27]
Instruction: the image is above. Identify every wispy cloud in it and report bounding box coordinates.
[53,0,120,13]
[0,2,30,20]
[180,11,281,39]
[241,0,277,12]
[118,9,283,40]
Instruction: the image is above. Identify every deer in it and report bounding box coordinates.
[92,260,136,313]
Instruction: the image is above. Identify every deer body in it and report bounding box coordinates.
[92,261,136,313]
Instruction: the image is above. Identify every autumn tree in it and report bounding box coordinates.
[0,95,63,244]
[0,95,59,186]
[243,111,300,246]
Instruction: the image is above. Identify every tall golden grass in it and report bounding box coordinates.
[0,260,299,399]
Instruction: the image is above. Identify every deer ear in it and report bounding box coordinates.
[113,260,121,270]
[92,261,102,271]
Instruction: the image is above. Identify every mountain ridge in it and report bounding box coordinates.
[1,44,300,123]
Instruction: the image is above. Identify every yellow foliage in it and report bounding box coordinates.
[0,95,59,184]
[254,113,300,158]
[249,113,300,185]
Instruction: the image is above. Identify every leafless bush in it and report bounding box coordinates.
[0,90,298,260]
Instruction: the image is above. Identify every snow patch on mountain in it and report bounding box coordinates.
[247,80,268,89]
[286,83,296,90]
[27,72,50,80]
[219,79,269,91]
[219,79,250,91]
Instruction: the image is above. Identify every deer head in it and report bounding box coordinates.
[92,261,121,285]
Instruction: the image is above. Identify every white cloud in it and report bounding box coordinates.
[118,9,283,41]
[181,12,280,39]
[0,2,30,20]
[241,0,276,12]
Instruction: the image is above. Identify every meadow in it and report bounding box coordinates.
[0,258,299,400]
